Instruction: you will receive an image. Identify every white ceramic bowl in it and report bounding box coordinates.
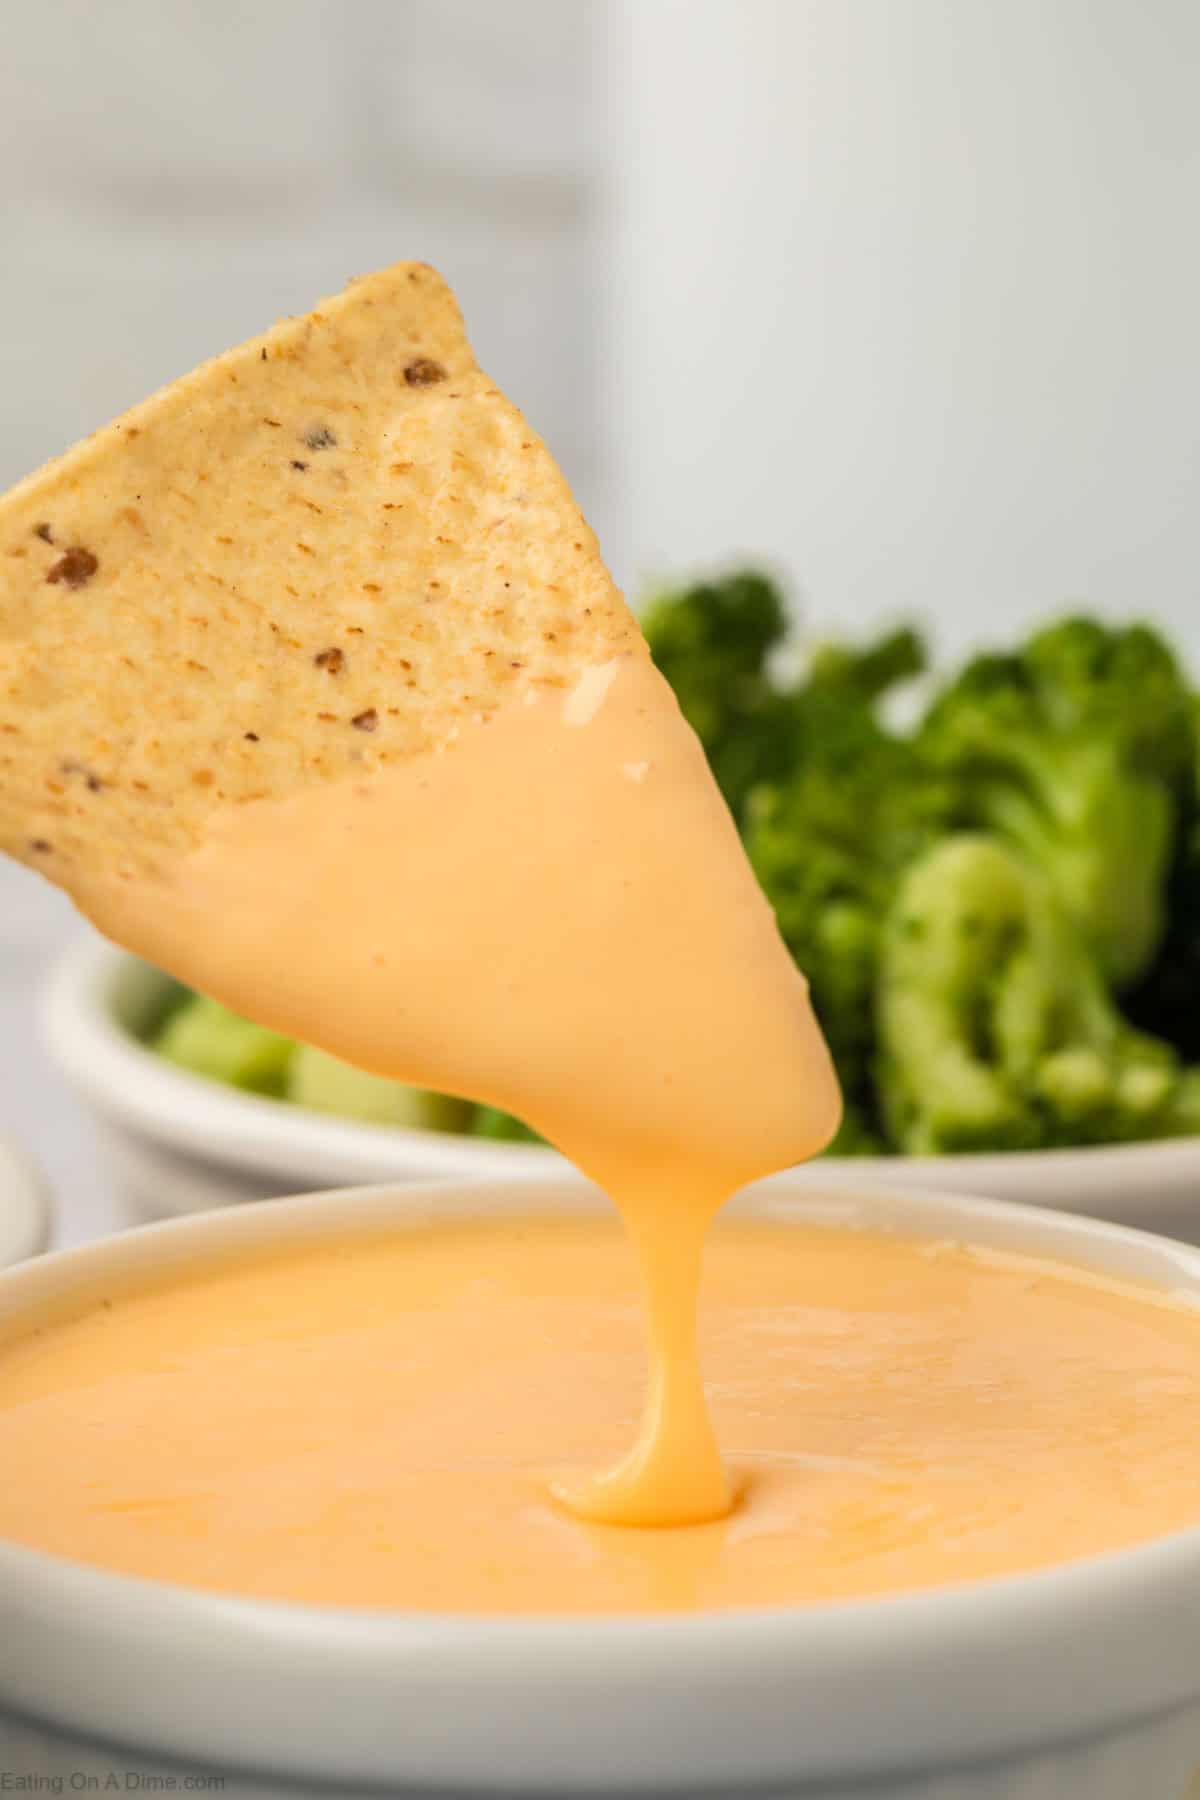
[2,1177,1200,1797]
[44,935,1200,1236]
[0,1135,49,1269]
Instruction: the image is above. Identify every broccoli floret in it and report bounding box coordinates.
[745,693,957,1139]
[917,617,1193,989]
[876,835,1181,1154]
[640,569,788,734]
[1154,1067,1200,1138]
[473,1106,545,1144]
[806,626,927,706]
[152,994,294,1096]
[1126,695,1200,1059]
[1023,617,1195,788]
[642,571,933,837]
[641,570,799,820]
[1127,826,1200,1060]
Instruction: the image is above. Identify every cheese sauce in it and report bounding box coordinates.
[2,1213,1200,1614]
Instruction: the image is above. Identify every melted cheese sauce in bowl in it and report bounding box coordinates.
[3,1203,1200,1615]
[2,1178,1200,1798]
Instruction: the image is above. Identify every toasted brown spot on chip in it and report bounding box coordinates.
[304,425,338,451]
[61,759,104,793]
[244,732,260,742]
[290,460,309,472]
[46,547,99,589]
[192,769,214,788]
[29,839,52,854]
[33,523,53,544]
[404,358,447,388]
[351,708,378,732]
[314,647,344,674]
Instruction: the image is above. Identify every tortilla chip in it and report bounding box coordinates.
[0,262,640,892]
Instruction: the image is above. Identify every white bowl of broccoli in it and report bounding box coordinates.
[43,931,1200,1236]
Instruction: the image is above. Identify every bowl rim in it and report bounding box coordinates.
[2,1174,1200,1790]
[0,1135,49,1270]
[44,934,1200,1208]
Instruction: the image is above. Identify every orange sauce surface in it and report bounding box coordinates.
[2,1213,1199,1614]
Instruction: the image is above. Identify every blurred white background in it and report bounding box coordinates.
[2,0,1198,1236]
[611,0,1200,660]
